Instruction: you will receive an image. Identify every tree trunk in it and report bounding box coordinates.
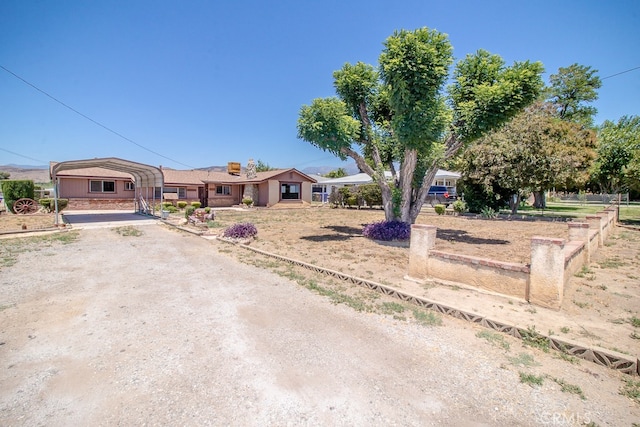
[509,194,521,215]
[340,146,397,221]
[398,149,418,223]
[533,191,546,209]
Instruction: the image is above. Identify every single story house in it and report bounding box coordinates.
[50,158,316,210]
[310,169,460,203]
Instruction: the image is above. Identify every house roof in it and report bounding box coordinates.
[51,158,163,189]
[202,168,316,184]
[435,169,461,180]
[52,162,316,186]
[311,169,460,185]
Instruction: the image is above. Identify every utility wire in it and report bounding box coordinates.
[602,66,640,80]
[0,147,47,164]
[0,65,196,169]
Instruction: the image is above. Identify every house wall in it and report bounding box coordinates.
[59,177,135,199]
[58,177,137,209]
[206,184,242,207]
[407,207,619,310]
[258,182,270,207]
[268,180,279,206]
[302,182,312,204]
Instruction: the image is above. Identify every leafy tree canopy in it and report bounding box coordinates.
[592,115,640,193]
[547,63,601,127]
[460,102,596,212]
[255,159,277,172]
[324,168,347,178]
[297,27,544,223]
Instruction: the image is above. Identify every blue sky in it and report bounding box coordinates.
[1,0,639,170]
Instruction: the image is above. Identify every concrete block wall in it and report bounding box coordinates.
[407,206,618,310]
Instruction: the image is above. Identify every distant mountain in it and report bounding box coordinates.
[0,165,51,183]
[1,164,48,170]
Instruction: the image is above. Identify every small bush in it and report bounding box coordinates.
[37,198,68,212]
[191,201,201,209]
[362,220,410,241]
[204,207,211,213]
[162,202,173,208]
[480,206,498,219]
[242,197,253,207]
[434,204,446,215]
[164,205,178,213]
[177,201,188,209]
[185,206,196,219]
[222,222,258,239]
[452,199,467,214]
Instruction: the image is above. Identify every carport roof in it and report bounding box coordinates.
[51,157,164,188]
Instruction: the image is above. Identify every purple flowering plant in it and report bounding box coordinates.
[222,222,258,239]
[362,220,411,241]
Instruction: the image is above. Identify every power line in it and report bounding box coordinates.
[602,66,640,80]
[0,147,47,164]
[0,65,196,169]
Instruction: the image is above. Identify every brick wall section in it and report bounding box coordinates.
[66,198,135,210]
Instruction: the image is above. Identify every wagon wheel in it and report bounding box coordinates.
[13,198,38,215]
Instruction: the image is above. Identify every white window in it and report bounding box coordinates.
[216,185,231,195]
[281,183,300,200]
[157,187,186,198]
[125,182,135,191]
[90,180,115,193]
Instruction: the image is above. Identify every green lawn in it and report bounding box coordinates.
[502,202,640,225]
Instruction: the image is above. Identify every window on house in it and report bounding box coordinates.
[124,182,135,191]
[281,183,300,200]
[155,187,186,198]
[216,185,231,195]
[90,180,116,193]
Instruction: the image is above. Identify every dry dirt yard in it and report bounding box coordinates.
[202,206,639,356]
[0,209,639,426]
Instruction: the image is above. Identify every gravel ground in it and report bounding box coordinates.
[0,223,638,426]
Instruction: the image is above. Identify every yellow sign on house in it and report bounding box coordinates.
[227,162,241,175]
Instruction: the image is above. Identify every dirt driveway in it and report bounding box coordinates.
[1,222,638,426]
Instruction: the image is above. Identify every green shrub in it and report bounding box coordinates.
[177,201,187,209]
[481,206,498,219]
[185,206,196,219]
[1,180,35,213]
[359,184,382,207]
[165,205,178,213]
[242,197,253,207]
[452,199,467,214]
[434,204,446,215]
[37,198,68,212]
[162,202,173,208]
[204,207,211,213]
[191,201,201,209]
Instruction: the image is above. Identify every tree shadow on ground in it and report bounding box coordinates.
[436,228,510,245]
[299,225,364,242]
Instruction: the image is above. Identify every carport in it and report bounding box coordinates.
[50,157,164,225]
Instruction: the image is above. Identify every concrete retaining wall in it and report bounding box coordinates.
[408,207,619,310]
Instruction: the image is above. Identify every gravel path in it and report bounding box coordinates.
[0,223,637,426]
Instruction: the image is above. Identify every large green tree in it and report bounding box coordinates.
[297,27,544,224]
[324,168,348,178]
[547,63,602,127]
[591,115,640,193]
[461,102,596,213]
